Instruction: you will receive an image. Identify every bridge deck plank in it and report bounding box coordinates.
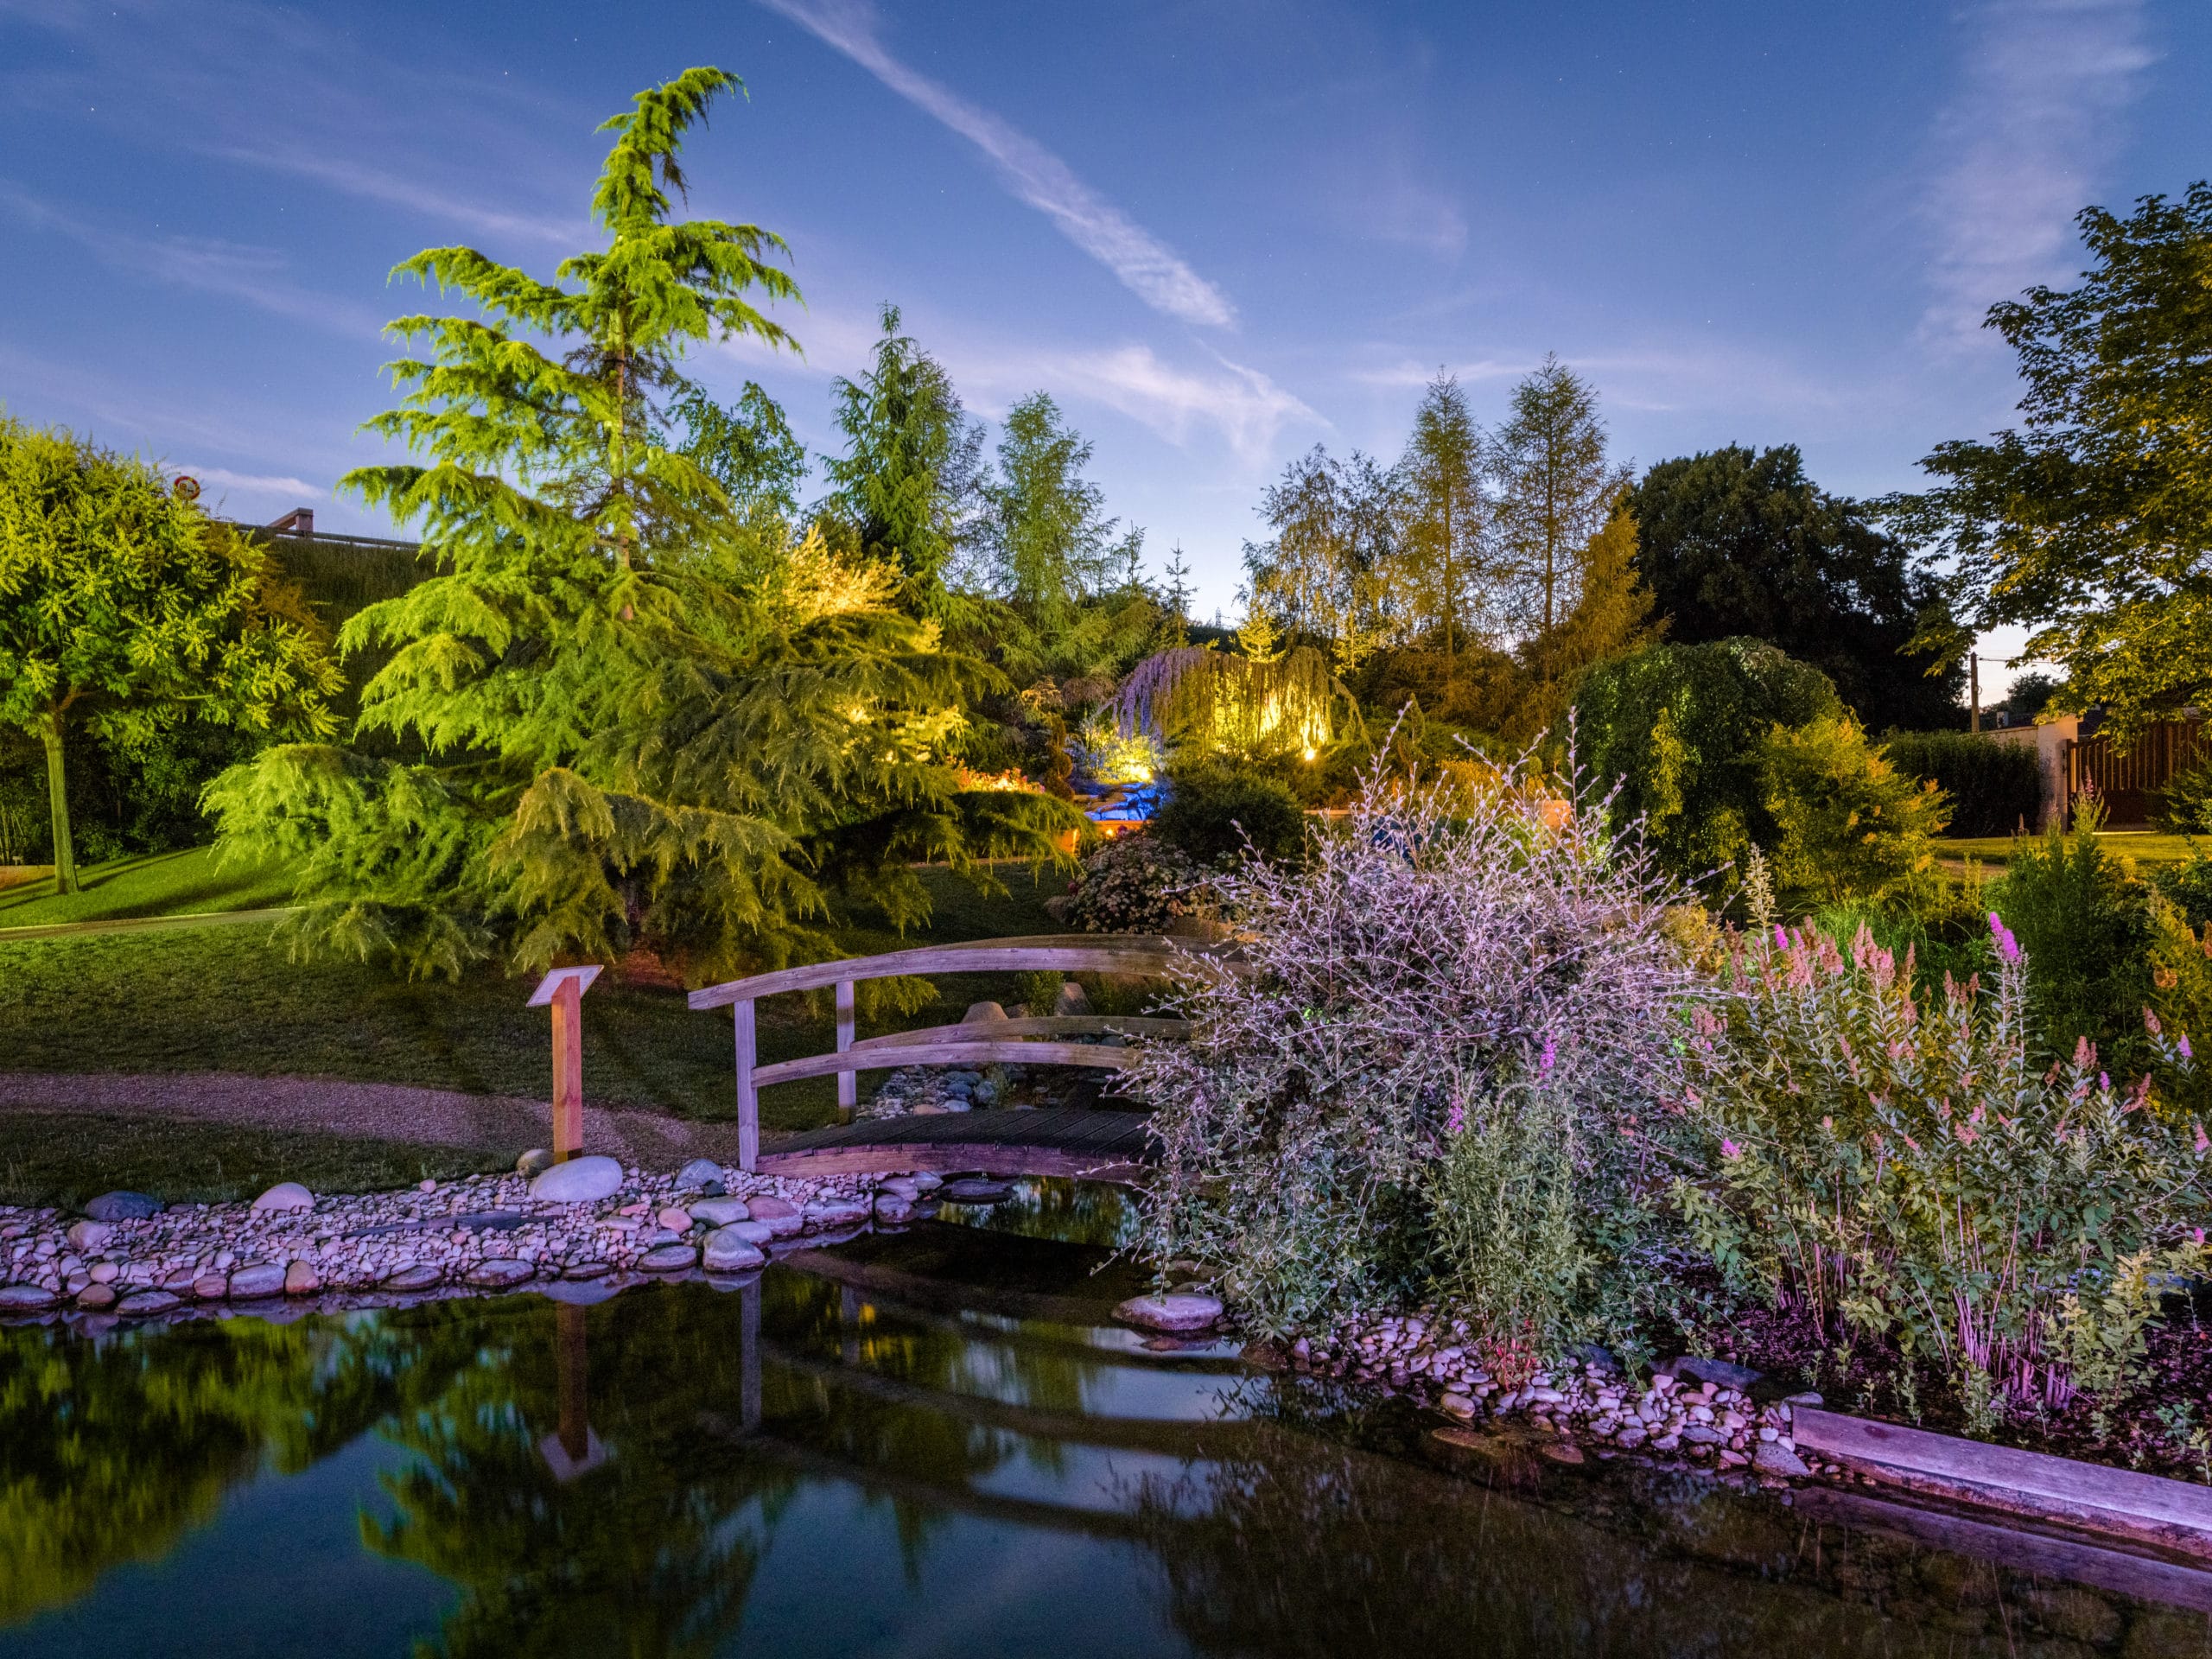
[760,1108,1156,1179]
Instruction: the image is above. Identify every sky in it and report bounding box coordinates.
[3,0,2206,693]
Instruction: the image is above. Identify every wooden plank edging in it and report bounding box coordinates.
[1793,1406,2212,1555]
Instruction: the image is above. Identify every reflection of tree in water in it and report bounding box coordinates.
[0,1312,487,1625]
[1129,1389,2188,1658]
[940,1177,1141,1252]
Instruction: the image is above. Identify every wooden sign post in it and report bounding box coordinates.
[527,965,603,1164]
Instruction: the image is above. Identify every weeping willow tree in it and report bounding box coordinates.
[1114,643,1353,762]
[208,68,1081,982]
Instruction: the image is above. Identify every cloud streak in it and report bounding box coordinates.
[1921,0,2152,345]
[756,0,1236,328]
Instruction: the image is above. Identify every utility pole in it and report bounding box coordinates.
[1970,652,1980,734]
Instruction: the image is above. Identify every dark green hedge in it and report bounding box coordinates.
[1883,729,2041,838]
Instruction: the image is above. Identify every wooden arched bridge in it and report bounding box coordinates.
[685,932,1243,1179]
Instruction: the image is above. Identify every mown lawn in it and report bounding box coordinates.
[0,847,295,928]
[1939,830,2203,868]
[0,861,1075,1135]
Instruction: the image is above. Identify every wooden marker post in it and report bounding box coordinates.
[527,965,603,1164]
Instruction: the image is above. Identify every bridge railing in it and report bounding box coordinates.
[686,933,1242,1171]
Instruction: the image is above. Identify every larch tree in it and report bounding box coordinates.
[983,392,1116,638]
[671,379,809,524]
[207,68,1077,980]
[1888,182,2212,743]
[1396,372,1490,661]
[1492,355,1630,637]
[0,417,340,893]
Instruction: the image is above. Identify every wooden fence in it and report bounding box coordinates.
[2065,719,2208,827]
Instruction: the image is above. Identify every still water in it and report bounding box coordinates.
[3,1179,2210,1656]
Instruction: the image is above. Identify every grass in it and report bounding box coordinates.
[0,1112,509,1211]
[0,847,296,928]
[0,861,1075,1136]
[1939,830,2203,868]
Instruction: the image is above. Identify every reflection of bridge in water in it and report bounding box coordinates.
[688,932,1243,1175]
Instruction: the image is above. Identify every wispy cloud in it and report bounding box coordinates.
[0,181,385,337]
[176,465,323,499]
[1920,0,2152,345]
[967,343,1319,465]
[207,147,582,248]
[756,0,1235,328]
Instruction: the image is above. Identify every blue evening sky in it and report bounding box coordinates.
[3,0,2206,683]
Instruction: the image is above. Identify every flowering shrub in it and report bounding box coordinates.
[1127,756,1699,1346]
[1676,888,2212,1414]
[1061,832,1211,933]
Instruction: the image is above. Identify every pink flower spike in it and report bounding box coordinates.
[1987,912,2021,964]
[1540,1038,1556,1074]
[2100,1071,2112,1093]
[1446,1103,1466,1135]
[2195,1122,2209,1155]
[1773,926,1789,951]
[2184,1036,2196,1061]
[1720,1138,1742,1160]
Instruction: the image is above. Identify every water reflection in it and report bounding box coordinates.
[2,1188,2211,1656]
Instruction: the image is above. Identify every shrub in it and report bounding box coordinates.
[1573,638,1839,882]
[1884,729,2042,838]
[1993,803,2154,1071]
[1762,715,1949,908]
[1059,832,1211,934]
[1127,757,1699,1351]
[2150,843,2212,927]
[1149,758,1306,868]
[1675,897,2211,1413]
[2154,758,2212,835]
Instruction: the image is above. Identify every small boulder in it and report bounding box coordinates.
[910,1173,944,1193]
[85,1191,163,1223]
[563,1260,612,1280]
[516,1148,555,1177]
[74,1282,118,1311]
[874,1196,914,1224]
[529,1154,624,1205]
[229,1262,289,1300]
[747,1195,804,1237]
[67,1219,114,1252]
[382,1264,443,1292]
[876,1176,920,1201]
[116,1289,182,1317]
[284,1261,321,1296]
[192,1274,230,1301]
[1667,1355,1763,1390]
[961,1001,1008,1024]
[702,1228,767,1273]
[1115,1293,1224,1333]
[466,1258,536,1288]
[1439,1392,1477,1420]
[676,1158,723,1188]
[251,1182,314,1214]
[689,1196,750,1227]
[1052,980,1092,1018]
[716,1219,775,1247]
[655,1206,694,1232]
[1753,1440,1811,1478]
[804,1199,870,1230]
[639,1243,697,1273]
[0,1283,58,1312]
[940,1179,1013,1204]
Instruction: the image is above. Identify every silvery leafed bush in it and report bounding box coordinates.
[1127,755,1700,1348]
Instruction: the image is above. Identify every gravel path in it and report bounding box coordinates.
[0,1071,749,1169]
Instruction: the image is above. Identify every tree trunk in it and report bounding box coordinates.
[41,711,76,896]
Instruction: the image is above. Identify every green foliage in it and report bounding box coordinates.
[1675,909,2211,1407]
[671,379,809,524]
[2149,842,2212,927]
[213,71,1082,982]
[1889,181,2212,743]
[1992,804,2155,1070]
[1150,758,1306,868]
[1762,715,1949,908]
[1396,372,1488,658]
[2154,756,2212,834]
[0,416,340,890]
[1059,830,1210,933]
[1883,728,2042,837]
[1573,638,1840,881]
[1492,354,1632,638]
[1629,445,1961,730]
[822,303,983,615]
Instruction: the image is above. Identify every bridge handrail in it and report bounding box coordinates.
[686,933,1231,1009]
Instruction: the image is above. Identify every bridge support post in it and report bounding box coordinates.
[734,997,760,1173]
[835,978,856,1126]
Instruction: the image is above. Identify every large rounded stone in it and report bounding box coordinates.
[74,1282,117,1311]
[192,1274,230,1301]
[516,1147,554,1176]
[284,1261,320,1296]
[940,1179,1013,1204]
[229,1262,289,1300]
[563,1260,612,1280]
[1114,1293,1224,1332]
[874,1196,914,1224]
[528,1155,624,1205]
[116,1289,182,1317]
[466,1258,537,1288]
[67,1219,115,1252]
[85,1191,163,1223]
[1753,1440,1811,1478]
[0,1283,58,1312]
[251,1181,314,1214]
[688,1196,750,1227]
[702,1229,766,1273]
[639,1243,697,1273]
[804,1199,870,1230]
[382,1264,442,1292]
[747,1196,804,1236]
[876,1176,920,1201]
[676,1158,723,1188]
[716,1219,775,1247]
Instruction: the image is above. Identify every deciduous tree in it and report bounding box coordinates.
[1492,355,1630,637]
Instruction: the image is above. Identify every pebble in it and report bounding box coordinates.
[675,1159,723,1188]
[251,1182,315,1214]
[67,1219,114,1252]
[466,1259,536,1288]
[654,1206,693,1233]
[1115,1293,1224,1332]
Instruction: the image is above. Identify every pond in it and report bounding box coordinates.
[2,1178,2209,1656]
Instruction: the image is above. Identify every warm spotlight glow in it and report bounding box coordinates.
[1303,747,1317,762]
